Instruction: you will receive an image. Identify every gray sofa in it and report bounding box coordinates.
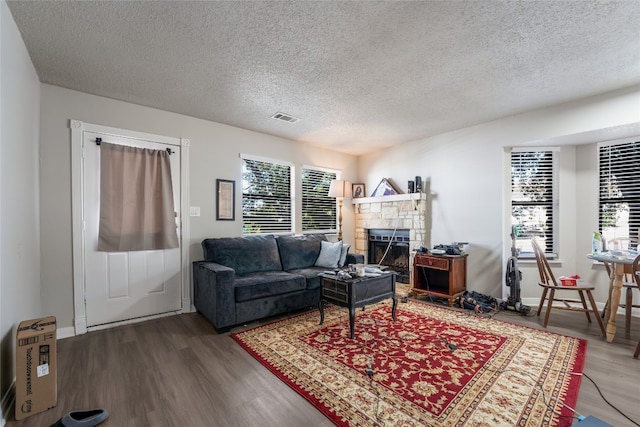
[193,234,364,332]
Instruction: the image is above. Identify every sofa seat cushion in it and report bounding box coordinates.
[234,271,306,302]
[202,235,282,276]
[277,234,325,271]
[286,267,326,290]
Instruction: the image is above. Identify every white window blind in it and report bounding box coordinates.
[242,156,293,234]
[599,140,640,246]
[511,149,558,257]
[301,167,337,232]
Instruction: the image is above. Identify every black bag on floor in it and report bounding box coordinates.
[458,291,498,314]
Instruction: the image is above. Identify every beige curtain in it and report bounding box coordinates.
[98,142,179,252]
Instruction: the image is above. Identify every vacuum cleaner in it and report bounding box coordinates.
[502,225,531,314]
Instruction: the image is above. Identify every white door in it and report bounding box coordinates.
[82,130,182,327]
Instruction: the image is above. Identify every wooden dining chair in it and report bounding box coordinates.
[531,239,606,336]
[600,238,640,334]
[631,255,640,359]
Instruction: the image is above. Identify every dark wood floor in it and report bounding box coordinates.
[6,298,640,427]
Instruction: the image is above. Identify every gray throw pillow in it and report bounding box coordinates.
[338,243,351,267]
[315,240,343,269]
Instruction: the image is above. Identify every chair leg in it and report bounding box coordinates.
[601,297,609,319]
[543,289,555,328]
[625,287,632,334]
[578,290,592,323]
[586,290,606,337]
[537,288,548,317]
[634,340,640,359]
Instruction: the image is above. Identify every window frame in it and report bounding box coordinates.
[510,147,559,259]
[241,154,295,235]
[598,139,640,247]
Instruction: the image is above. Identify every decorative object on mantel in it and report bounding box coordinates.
[370,178,400,197]
[328,179,352,241]
[352,183,365,198]
[415,176,423,193]
[408,180,415,193]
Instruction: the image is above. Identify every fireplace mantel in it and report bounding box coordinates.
[352,193,427,205]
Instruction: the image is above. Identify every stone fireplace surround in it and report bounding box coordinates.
[353,193,429,284]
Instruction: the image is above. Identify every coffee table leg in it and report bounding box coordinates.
[319,300,325,325]
[391,296,398,322]
[349,307,355,339]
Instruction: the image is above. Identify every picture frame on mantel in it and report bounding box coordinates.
[352,183,366,198]
[216,179,235,220]
[370,178,399,197]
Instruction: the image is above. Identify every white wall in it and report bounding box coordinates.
[39,84,359,330]
[0,0,41,419]
[359,86,640,303]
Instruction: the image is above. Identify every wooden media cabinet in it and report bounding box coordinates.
[412,253,467,306]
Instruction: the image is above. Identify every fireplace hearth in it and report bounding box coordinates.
[368,229,410,283]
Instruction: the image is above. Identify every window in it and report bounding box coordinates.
[511,149,558,257]
[599,140,640,246]
[301,166,337,233]
[242,156,293,234]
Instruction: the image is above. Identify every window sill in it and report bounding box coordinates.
[518,253,557,261]
[517,258,563,266]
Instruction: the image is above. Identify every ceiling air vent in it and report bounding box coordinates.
[271,112,300,124]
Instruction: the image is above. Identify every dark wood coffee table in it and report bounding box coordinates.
[319,272,397,339]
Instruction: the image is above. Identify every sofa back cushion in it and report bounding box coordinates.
[201,235,282,276]
[276,234,325,271]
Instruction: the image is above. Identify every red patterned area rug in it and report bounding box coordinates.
[231,300,586,427]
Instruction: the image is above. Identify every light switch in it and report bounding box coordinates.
[190,206,201,217]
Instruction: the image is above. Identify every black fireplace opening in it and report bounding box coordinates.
[368,229,410,283]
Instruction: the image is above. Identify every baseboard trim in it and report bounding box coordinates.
[521,298,640,317]
[182,298,194,314]
[57,326,76,340]
[1,379,16,427]
[522,297,606,310]
[74,314,87,336]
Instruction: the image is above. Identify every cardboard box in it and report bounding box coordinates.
[15,316,57,420]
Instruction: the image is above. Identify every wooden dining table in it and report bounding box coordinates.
[587,251,639,343]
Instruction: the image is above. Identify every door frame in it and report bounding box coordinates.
[70,120,191,335]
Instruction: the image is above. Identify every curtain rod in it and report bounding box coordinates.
[95,137,173,155]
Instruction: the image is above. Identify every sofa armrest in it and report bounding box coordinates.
[346,253,365,265]
[193,261,236,331]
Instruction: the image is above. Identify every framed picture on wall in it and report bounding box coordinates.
[216,179,235,220]
[352,183,366,198]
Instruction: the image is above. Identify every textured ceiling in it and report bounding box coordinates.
[7,1,640,155]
